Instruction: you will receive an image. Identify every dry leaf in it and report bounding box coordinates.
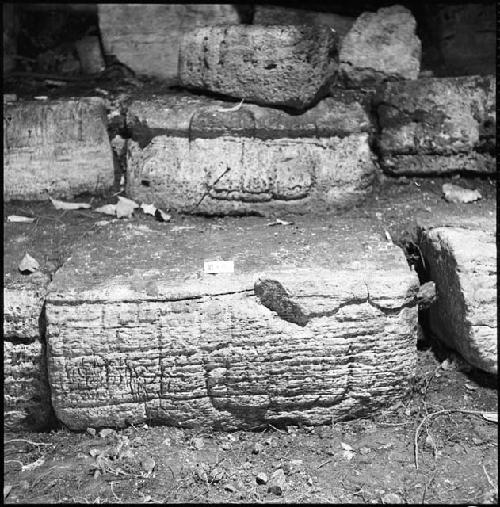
[141,456,156,474]
[482,412,498,423]
[7,215,35,223]
[191,436,205,450]
[116,196,139,219]
[341,442,354,451]
[3,485,12,500]
[442,183,482,203]
[51,198,91,210]
[342,450,356,461]
[140,203,156,216]
[21,457,45,472]
[18,253,40,273]
[155,208,171,222]
[94,204,117,216]
[267,218,293,226]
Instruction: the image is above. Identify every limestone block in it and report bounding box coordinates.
[178,25,338,110]
[375,75,496,175]
[4,340,53,431]
[338,5,421,87]
[253,6,355,40]
[3,98,114,200]
[45,219,420,430]
[420,224,497,375]
[98,4,241,81]
[126,93,375,215]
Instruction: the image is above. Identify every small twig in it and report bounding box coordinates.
[414,409,490,470]
[5,438,52,447]
[421,469,438,504]
[190,166,231,211]
[482,464,497,489]
[378,421,412,426]
[110,481,121,501]
[216,99,244,113]
[268,423,286,434]
[317,458,333,470]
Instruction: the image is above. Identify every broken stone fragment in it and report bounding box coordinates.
[416,281,437,310]
[375,75,496,175]
[338,5,421,88]
[126,93,375,215]
[419,223,497,374]
[178,25,338,110]
[268,468,286,495]
[44,218,419,430]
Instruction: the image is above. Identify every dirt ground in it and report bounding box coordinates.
[3,176,498,504]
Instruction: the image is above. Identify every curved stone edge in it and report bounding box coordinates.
[419,226,497,374]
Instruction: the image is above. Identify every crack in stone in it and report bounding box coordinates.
[255,278,417,326]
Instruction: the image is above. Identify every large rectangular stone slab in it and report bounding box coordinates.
[375,75,496,175]
[178,25,337,110]
[125,93,375,215]
[45,218,420,430]
[419,221,497,375]
[98,4,242,81]
[3,97,114,200]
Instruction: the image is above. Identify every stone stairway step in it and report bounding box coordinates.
[3,97,114,201]
[126,92,375,215]
[4,179,495,431]
[419,218,497,375]
[375,75,496,175]
[178,25,337,110]
[45,218,419,430]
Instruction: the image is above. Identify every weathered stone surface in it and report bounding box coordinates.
[126,93,375,215]
[45,219,419,430]
[419,222,497,374]
[253,6,355,40]
[4,340,53,431]
[3,98,114,200]
[178,25,338,110]
[98,4,241,81]
[338,5,421,88]
[375,75,496,175]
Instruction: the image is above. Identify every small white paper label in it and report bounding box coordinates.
[204,260,234,274]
